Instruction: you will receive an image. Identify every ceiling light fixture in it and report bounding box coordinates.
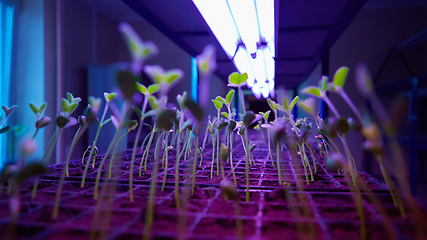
[193,0,275,99]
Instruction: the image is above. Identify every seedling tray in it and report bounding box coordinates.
[1,133,426,239]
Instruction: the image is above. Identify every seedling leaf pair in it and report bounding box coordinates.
[228,72,248,87]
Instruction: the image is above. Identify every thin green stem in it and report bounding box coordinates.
[192,135,198,194]
[139,130,153,175]
[143,132,161,240]
[93,129,122,199]
[161,133,170,191]
[305,140,317,172]
[245,128,250,202]
[230,132,236,185]
[210,134,215,179]
[267,129,274,168]
[109,130,131,178]
[143,127,156,172]
[216,129,220,176]
[276,143,282,185]
[174,130,182,208]
[298,144,309,184]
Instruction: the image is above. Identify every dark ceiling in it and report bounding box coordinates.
[122,0,367,89]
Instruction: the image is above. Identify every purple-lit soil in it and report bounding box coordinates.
[0,132,426,239]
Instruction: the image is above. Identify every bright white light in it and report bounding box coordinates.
[233,47,255,87]
[252,82,261,99]
[261,82,269,98]
[250,49,266,84]
[193,0,240,58]
[256,0,275,57]
[263,47,275,84]
[228,0,260,54]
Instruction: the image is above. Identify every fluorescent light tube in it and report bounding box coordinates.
[228,0,260,54]
[193,0,240,58]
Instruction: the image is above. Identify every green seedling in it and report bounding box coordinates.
[183,99,204,194]
[242,111,261,201]
[109,119,138,178]
[161,144,174,191]
[301,77,357,185]
[259,110,274,167]
[227,120,238,184]
[228,72,248,117]
[129,82,159,201]
[81,145,98,164]
[198,147,204,167]
[118,22,158,76]
[208,120,217,179]
[53,101,98,219]
[212,98,224,176]
[33,94,81,199]
[29,103,50,140]
[80,93,116,191]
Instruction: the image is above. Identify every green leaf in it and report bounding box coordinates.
[319,76,328,91]
[148,96,158,110]
[117,71,137,101]
[267,98,276,111]
[228,120,236,132]
[282,98,289,111]
[106,92,117,102]
[333,67,349,88]
[166,69,183,85]
[215,96,226,104]
[61,99,69,113]
[0,126,10,134]
[228,72,248,87]
[67,92,73,103]
[56,115,70,128]
[225,90,235,104]
[301,87,322,97]
[297,97,315,116]
[218,122,228,130]
[185,99,203,122]
[221,112,229,118]
[136,83,147,94]
[212,100,223,110]
[39,103,47,114]
[29,103,38,115]
[289,96,299,111]
[177,92,187,109]
[148,84,159,95]
[68,102,78,115]
[102,118,112,126]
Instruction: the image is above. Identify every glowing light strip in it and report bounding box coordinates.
[193,0,240,58]
[193,0,275,98]
[228,0,259,54]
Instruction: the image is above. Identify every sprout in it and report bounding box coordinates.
[118,22,158,76]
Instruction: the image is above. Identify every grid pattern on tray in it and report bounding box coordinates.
[0,182,416,240]
[0,132,415,239]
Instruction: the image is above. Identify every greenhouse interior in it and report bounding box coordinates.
[0,0,427,239]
